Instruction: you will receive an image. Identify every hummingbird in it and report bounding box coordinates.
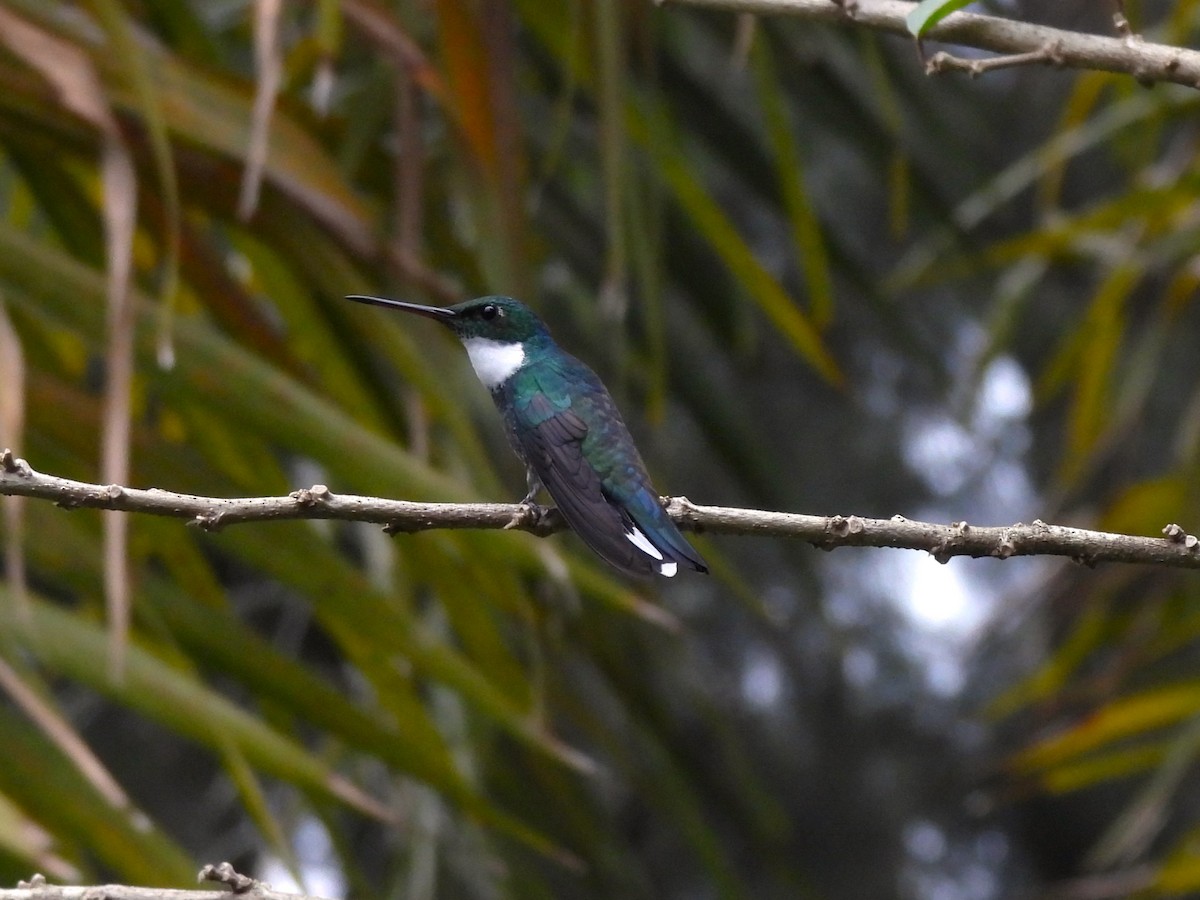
[347,294,708,579]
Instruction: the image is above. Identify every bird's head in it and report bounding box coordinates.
[347,294,549,345]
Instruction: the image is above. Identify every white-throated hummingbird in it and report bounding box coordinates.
[348,294,708,579]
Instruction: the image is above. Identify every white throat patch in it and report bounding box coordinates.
[462,338,526,389]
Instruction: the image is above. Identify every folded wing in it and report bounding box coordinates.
[509,386,706,578]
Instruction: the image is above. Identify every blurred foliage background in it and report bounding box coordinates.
[3,0,1200,897]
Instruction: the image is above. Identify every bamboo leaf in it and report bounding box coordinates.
[0,592,394,823]
[87,0,183,367]
[750,36,834,327]
[0,690,194,884]
[1059,263,1139,487]
[240,0,284,220]
[0,790,79,882]
[906,0,974,36]
[988,596,1115,719]
[137,53,374,252]
[220,737,304,886]
[0,300,27,610]
[629,107,842,386]
[0,2,140,678]
[1085,714,1200,869]
[1155,822,1200,893]
[1012,682,1200,774]
[1037,744,1164,794]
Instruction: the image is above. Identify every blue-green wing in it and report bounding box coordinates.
[500,362,706,578]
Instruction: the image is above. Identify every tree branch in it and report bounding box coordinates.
[1,865,330,900]
[655,0,1200,90]
[4,451,1200,569]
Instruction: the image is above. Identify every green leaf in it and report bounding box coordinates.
[629,106,843,386]
[1012,682,1200,774]
[1156,822,1200,893]
[988,595,1115,719]
[0,789,79,882]
[0,592,392,823]
[906,0,975,37]
[750,35,834,328]
[0,694,194,884]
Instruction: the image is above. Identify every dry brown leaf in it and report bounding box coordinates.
[0,9,112,126]
[100,141,138,680]
[239,0,284,220]
[0,655,132,811]
[0,7,139,676]
[0,300,27,614]
[342,0,444,95]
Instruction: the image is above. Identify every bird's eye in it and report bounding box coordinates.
[481,304,500,320]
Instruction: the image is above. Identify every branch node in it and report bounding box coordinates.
[664,495,702,532]
[17,875,47,890]
[105,484,124,500]
[1163,522,1189,543]
[1046,39,1066,68]
[1,449,30,475]
[931,541,953,565]
[665,494,699,516]
[504,501,544,531]
[924,50,957,78]
[890,514,908,523]
[199,862,258,894]
[291,485,332,507]
[994,530,1017,559]
[191,511,224,532]
[953,520,970,534]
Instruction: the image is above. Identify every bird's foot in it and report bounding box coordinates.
[520,467,545,507]
[505,500,546,530]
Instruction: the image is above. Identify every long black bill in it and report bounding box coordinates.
[345,294,457,321]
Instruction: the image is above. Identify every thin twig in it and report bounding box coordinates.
[924,40,1065,79]
[655,0,1200,90]
[3,451,1200,569]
